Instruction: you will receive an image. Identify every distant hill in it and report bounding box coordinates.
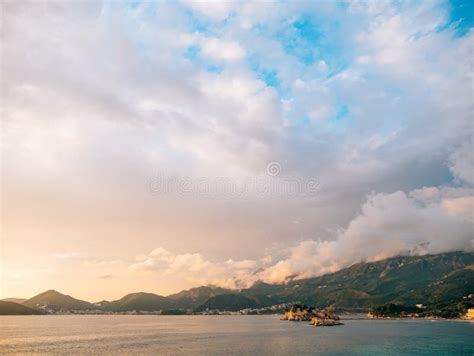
[103,292,173,312]
[93,300,112,308]
[1,298,27,304]
[239,282,281,306]
[168,286,235,309]
[0,301,43,315]
[195,294,259,312]
[23,290,94,312]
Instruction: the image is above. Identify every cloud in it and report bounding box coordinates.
[441,196,474,218]
[184,0,235,21]
[98,274,113,279]
[129,247,264,289]
[258,186,473,284]
[449,140,474,185]
[54,252,82,261]
[200,37,246,61]
[130,184,473,288]
[84,259,122,267]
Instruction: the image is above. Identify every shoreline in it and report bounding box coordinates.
[1,313,472,322]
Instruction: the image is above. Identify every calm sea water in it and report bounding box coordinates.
[0,315,473,355]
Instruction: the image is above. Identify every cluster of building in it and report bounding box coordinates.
[197,302,296,315]
[280,304,343,327]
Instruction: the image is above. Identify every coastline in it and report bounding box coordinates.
[1,312,472,321]
[1,313,472,323]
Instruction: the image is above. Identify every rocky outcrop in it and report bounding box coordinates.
[281,304,343,327]
[462,308,474,320]
[280,304,314,321]
[310,318,343,326]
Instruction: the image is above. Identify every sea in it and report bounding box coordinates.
[0,315,473,355]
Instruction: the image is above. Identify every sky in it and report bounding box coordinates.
[1,0,473,302]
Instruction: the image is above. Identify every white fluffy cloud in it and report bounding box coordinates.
[449,140,474,185]
[258,186,473,284]
[129,247,265,289]
[184,0,236,21]
[200,37,246,61]
[130,185,473,288]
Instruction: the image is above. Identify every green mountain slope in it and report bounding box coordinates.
[195,294,259,312]
[1,298,27,304]
[104,292,173,312]
[23,290,95,312]
[168,286,235,309]
[243,252,474,309]
[240,282,282,306]
[0,301,43,315]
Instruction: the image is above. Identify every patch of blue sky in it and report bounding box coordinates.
[183,7,236,36]
[183,9,210,34]
[275,14,350,74]
[251,23,270,36]
[323,104,351,133]
[324,63,349,81]
[436,0,473,36]
[410,30,427,41]
[320,104,350,131]
[128,0,140,10]
[301,117,312,126]
[448,0,474,36]
[247,57,281,88]
[183,45,200,61]
[245,54,289,99]
[182,45,223,74]
[293,16,323,44]
[258,69,280,88]
[277,16,322,65]
[331,104,350,123]
[203,63,223,74]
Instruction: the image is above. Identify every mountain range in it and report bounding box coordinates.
[2,251,473,315]
[0,301,43,315]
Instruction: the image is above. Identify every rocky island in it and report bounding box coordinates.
[281,304,343,327]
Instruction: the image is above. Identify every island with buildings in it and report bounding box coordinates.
[280,304,343,327]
